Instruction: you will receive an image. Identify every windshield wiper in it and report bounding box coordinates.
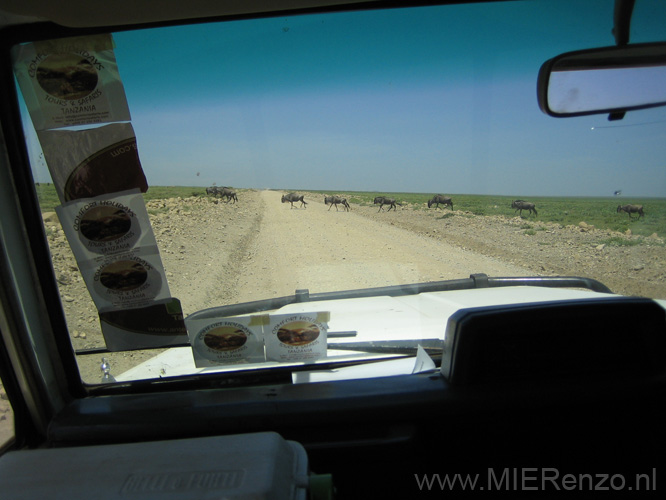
[329,339,443,358]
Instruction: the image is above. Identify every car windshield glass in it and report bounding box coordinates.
[13,0,666,385]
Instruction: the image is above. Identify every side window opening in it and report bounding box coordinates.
[0,381,14,448]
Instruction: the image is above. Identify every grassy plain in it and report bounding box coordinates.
[34,184,666,240]
[314,190,666,240]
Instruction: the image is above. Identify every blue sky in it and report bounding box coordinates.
[26,0,666,197]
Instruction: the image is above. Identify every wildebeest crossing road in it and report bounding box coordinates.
[229,190,532,303]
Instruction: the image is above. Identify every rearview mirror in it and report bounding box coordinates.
[537,42,666,117]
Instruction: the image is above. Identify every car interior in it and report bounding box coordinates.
[0,0,665,498]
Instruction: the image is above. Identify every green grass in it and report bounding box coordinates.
[142,186,207,201]
[35,184,666,240]
[33,183,61,213]
[326,191,666,239]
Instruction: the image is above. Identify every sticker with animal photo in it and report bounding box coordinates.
[79,249,171,310]
[12,33,131,131]
[265,312,329,363]
[186,316,265,367]
[38,123,148,204]
[55,189,155,261]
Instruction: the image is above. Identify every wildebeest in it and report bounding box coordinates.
[207,186,238,202]
[374,196,401,212]
[218,187,238,203]
[511,200,537,216]
[282,193,307,208]
[324,195,350,211]
[617,204,644,219]
[427,194,453,210]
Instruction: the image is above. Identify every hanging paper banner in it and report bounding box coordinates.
[14,33,187,353]
[38,122,147,203]
[12,33,131,131]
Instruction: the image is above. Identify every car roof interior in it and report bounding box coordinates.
[1,0,422,28]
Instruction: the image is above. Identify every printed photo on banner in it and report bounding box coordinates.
[55,189,156,262]
[265,312,329,363]
[12,33,131,130]
[77,248,171,311]
[186,315,266,368]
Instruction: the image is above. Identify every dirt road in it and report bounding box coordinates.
[229,190,531,303]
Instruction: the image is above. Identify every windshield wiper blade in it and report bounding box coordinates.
[328,338,443,356]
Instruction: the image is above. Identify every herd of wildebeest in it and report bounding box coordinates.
[206,186,646,219]
[205,185,238,203]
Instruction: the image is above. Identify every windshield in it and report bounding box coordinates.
[13,0,666,384]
